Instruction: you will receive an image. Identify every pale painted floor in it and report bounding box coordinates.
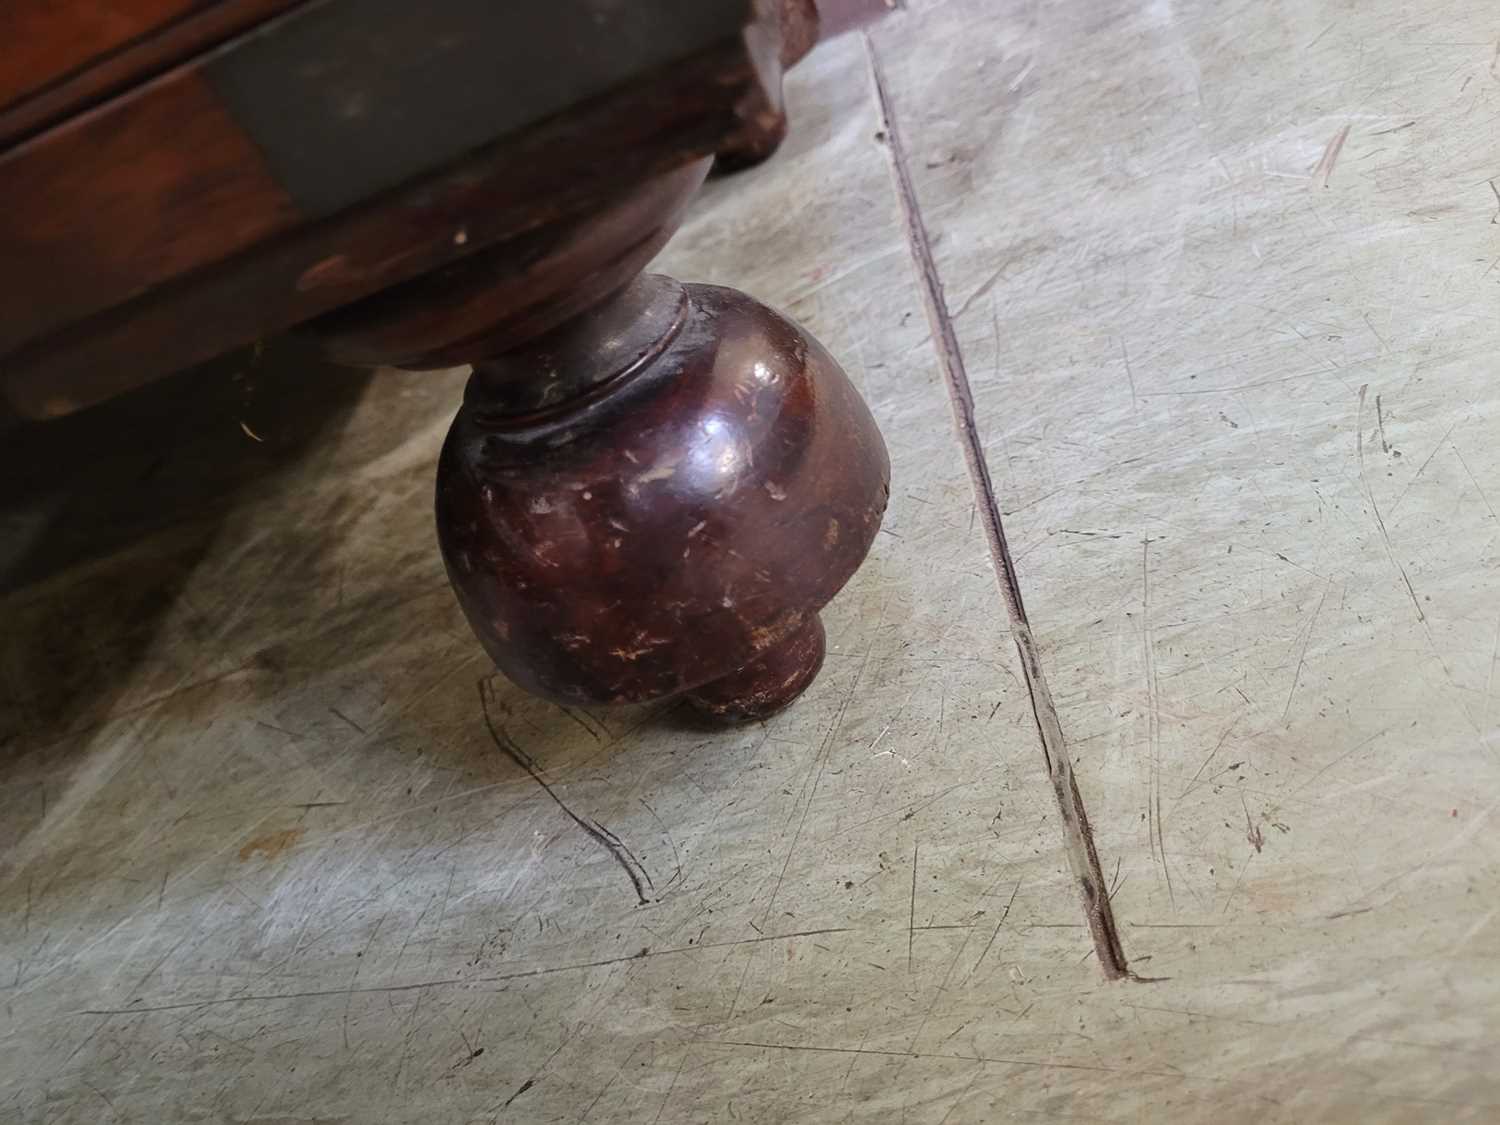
[4,1,1500,1120]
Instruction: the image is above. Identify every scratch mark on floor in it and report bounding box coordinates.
[487,1034,570,1118]
[578,1044,640,1123]
[1282,582,1330,722]
[725,938,757,1024]
[1485,616,1500,755]
[1298,727,1391,792]
[1141,535,1175,909]
[901,870,1012,1077]
[478,680,651,905]
[650,1051,689,1125]
[1241,795,1265,855]
[697,1038,1178,1077]
[1108,857,1125,902]
[835,1026,874,1120]
[1449,906,1498,955]
[342,908,389,1051]
[499,1077,533,1110]
[557,705,605,744]
[907,843,919,973]
[1313,124,1351,187]
[1356,385,1426,622]
[1451,441,1499,523]
[936,1064,985,1125]
[759,633,878,924]
[1220,851,1255,915]
[1121,339,1139,412]
[1388,418,1459,519]
[1177,717,1241,802]
[84,1080,119,1118]
[328,706,366,735]
[867,33,1130,982]
[1305,22,1335,50]
[637,798,684,891]
[81,928,852,1016]
[949,261,1012,323]
[963,881,1020,985]
[827,781,974,840]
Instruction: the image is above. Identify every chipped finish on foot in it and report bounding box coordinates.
[686,613,828,722]
[436,277,890,714]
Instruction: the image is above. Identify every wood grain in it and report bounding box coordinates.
[1,28,778,417]
[0,0,201,108]
[0,0,306,149]
[0,71,298,359]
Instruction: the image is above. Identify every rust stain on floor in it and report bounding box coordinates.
[238,827,304,861]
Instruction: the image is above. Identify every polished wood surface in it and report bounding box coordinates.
[306,162,714,370]
[433,276,889,719]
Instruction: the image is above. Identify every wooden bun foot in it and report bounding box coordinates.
[435,276,888,720]
[304,165,888,724]
[685,614,826,723]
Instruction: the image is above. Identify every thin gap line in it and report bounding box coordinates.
[908,842,919,972]
[77,927,852,1016]
[865,34,1130,981]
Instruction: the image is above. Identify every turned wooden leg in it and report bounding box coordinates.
[305,163,888,722]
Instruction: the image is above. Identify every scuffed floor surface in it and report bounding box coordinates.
[4,1,1500,1120]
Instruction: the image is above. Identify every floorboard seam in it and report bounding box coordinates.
[864,32,1131,980]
